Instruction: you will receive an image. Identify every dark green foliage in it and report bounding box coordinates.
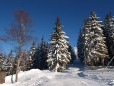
[32,37,48,70]
[37,37,48,70]
[104,13,114,65]
[77,29,84,63]
[32,47,40,69]
[68,45,76,64]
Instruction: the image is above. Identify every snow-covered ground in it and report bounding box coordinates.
[1,65,114,86]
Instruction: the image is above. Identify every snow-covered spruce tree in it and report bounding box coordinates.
[47,17,71,72]
[82,19,92,65]
[86,12,109,66]
[29,41,36,69]
[32,45,40,69]
[0,53,13,72]
[77,29,85,63]
[104,13,114,65]
[0,54,4,70]
[6,50,13,75]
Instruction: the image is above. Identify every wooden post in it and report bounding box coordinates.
[0,70,6,84]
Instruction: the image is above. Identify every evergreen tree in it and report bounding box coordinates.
[32,38,48,70]
[7,50,13,67]
[78,12,109,66]
[29,41,36,69]
[0,53,4,70]
[77,29,84,63]
[32,45,40,69]
[86,12,109,66]
[0,52,13,71]
[6,50,13,75]
[104,13,114,65]
[68,45,76,63]
[47,17,71,72]
[83,19,92,65]
[38,37,48,70]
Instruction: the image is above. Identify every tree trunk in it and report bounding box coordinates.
[15,58,21,82]
[0,70,6,84]
[15,43,22,82]
[101,58,104,66]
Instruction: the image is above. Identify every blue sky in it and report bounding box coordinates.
[0,0,114,54]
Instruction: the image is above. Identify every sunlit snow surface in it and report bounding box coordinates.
[1,65,114,86]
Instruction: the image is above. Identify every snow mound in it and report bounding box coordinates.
[1,67,114,86]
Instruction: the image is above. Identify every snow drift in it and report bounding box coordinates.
[2,67,114,86]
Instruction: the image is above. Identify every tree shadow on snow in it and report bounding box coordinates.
[77,72,87,77]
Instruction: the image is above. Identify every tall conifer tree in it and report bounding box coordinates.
[77,29,84,63]
[87,12,109,66]
[78,12,109,66]
[32,37,48,70]
[38,37,48,70]
[83,19,92,65]
[47,17,71,72]
[29,41,36,69]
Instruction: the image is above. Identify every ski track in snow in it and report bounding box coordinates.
[1,67,114,86]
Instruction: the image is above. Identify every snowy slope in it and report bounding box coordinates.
[1,67,114,86]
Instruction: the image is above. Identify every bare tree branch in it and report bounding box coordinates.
[4,9,33,82]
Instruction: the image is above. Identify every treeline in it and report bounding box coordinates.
[0,9,76,83]
[0,30,76,82]
[77,12,114,66]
